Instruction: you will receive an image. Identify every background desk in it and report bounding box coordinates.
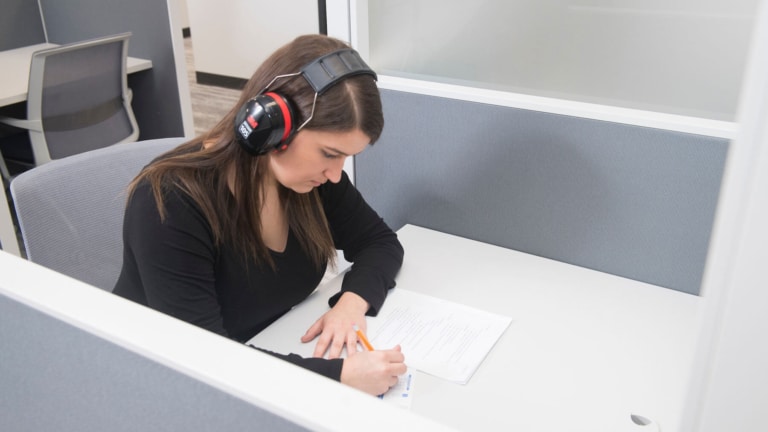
[250,224,701,432]
[0,43,153,107]
[0,43,154,256]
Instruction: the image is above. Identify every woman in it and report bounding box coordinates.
[113,35,405,396]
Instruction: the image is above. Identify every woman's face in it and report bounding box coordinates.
[268,128,370,193]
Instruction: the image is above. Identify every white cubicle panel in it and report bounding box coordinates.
[166,0,195,139]
[362,0,758,123]
[339,0,733,297]
[681,2,768,431]
[0,185,20,256]
[0,251,451,432]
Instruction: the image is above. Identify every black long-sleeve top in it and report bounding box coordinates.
[113,170,403,380]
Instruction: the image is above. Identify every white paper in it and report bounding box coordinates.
[378,367,415,408]
[367,289,512,384]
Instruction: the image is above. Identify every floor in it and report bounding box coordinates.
[185,36,241,136]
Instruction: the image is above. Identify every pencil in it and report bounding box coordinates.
[353,323,375,351]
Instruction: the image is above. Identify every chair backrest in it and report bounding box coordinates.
[26,32,140,165]
[9,137,185,291]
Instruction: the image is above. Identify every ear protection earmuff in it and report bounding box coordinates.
[234,92,295,155]
[234,48,377,156]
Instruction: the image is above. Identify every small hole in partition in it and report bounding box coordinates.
[631,414,652,426]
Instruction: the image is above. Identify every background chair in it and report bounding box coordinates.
[9,137,185,291]
[0,32,139,180]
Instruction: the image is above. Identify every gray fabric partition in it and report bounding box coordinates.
[0,294,308,432]
[0,0,46,51]
[355,90,729,295]
[40,0,186,140]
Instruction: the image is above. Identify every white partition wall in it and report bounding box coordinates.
[682,1,768,430]
[0,185,20,256]
[365,0,757,123]
[346,0,763,139]
[167,0,195,138]
[326,0,352,41]
[0,251,451,432]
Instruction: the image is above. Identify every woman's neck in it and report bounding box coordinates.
[259,178,288,252]
[257,161,288,252]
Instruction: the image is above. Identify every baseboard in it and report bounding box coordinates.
[195,72,247,90]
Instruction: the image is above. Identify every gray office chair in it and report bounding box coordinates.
[0,32,139,180]
[9,137,185,291]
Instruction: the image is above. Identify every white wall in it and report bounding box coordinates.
[186,0,319,79]
[176,0,190,29]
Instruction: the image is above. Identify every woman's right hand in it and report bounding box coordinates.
[340,345,406,396]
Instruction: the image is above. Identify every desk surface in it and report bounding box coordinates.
[249,224,701,432]
[0,43,153,107]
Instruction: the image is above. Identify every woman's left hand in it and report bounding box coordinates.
[301,291,369,359]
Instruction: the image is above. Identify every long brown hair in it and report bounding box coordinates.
[127,35,384,270]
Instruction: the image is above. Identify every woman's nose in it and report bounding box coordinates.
[324,158,346,183]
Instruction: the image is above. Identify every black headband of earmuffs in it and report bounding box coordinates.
[234,48,377,156]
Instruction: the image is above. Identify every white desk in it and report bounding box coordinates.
[250,225,701,432]
[0,43,153,107]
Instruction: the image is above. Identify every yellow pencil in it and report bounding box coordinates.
[353,323,375,351]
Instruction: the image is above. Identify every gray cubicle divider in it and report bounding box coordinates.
[355,90,729,295]
[0,294,309,432]
[39,0,186,140]
[0,0,46,51]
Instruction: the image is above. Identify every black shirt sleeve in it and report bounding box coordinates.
[115,181,347,380]
[249,346,344,381]
[117,181,227,334]
[319,171,404,315]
